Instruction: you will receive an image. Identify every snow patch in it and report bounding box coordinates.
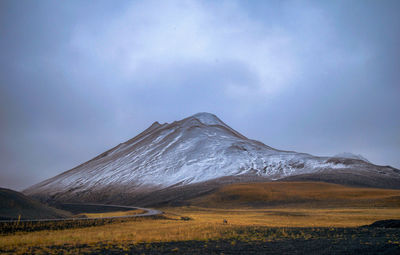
[334,152,370,163]
[191,112,225,126]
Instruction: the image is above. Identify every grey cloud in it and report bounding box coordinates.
[1,0,399,190]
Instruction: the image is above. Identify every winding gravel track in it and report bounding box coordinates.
[0,203,163,223]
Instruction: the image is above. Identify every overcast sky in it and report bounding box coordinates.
[1,0,399,190]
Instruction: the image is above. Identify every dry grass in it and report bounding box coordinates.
[0,216,227,251]
[165,206,400,228]
[190,182,400,208]
[1,206,400,252]
[78,209,146,218]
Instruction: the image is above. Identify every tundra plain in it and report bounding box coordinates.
[1,182,400,254]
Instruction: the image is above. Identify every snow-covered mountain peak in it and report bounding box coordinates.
[23,112,400,203]
[191,112,225,126]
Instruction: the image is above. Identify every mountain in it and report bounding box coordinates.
[24,113,400,206]
[334,152,371,163]
[0,187,72,220]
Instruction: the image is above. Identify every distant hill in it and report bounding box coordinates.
[0,187,72,220]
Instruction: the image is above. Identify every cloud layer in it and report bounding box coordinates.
[1,0,399,190]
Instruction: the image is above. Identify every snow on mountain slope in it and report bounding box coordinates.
[192,112,225,126]
[24,113,400,202]
[334,152,371,163]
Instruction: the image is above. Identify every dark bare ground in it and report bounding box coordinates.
[2,227,400,254]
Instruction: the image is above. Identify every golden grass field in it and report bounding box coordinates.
[1,182,400,253]
[78,209,146,218]
[190,182,400,208]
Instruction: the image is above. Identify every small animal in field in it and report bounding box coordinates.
[223,219,228,224]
